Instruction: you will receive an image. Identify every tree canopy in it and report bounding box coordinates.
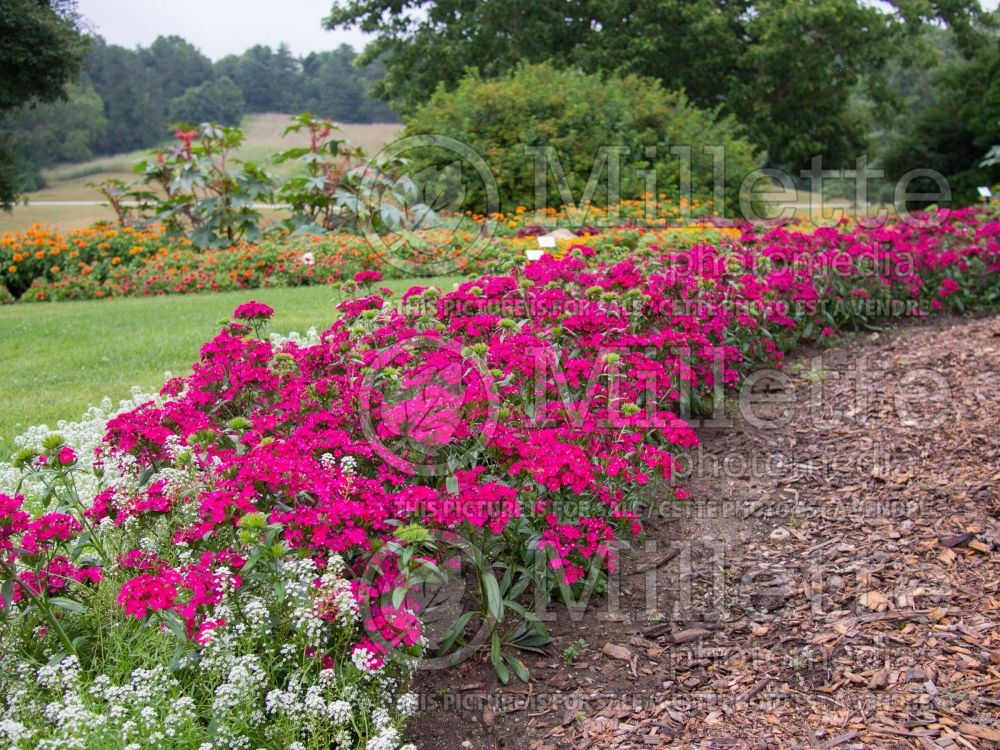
[168,76,245,127]
[326,0,995,171]
[0,0,89,205]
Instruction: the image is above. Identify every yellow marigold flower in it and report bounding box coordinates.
[112,256,122,265]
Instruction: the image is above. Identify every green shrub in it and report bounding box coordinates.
[403,63,763,219]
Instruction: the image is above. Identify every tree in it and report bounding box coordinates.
[0,0,89,110]
[168,77,245,126]
[299,45,398,122]
[0,0,89,205]
[87,38,167,153]
[0,81,106,189]
[326,0,992,170]
[300,46,363,119]
[355,56,397,121]
[215,44,303,112]
[882,40,1000,203]
[142,35,214,100]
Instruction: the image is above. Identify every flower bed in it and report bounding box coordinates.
[2,211,744,304]
[1,209,997,748]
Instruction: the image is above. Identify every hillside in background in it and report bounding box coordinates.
[0,115,402,233]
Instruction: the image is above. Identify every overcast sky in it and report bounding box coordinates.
[76,0,371,60]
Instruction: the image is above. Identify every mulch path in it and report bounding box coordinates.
[408,314,1000,750]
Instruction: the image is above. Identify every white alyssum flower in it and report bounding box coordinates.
[365,726,400,750]
[0,718,31,744]
[212,655,266,713]
[327,699,353,725]
[269,326,320,347]
[0,388,159,505]
[396,692,419,717]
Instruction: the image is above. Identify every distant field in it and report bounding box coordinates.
[241,115,402,158]
[0,115,403,233]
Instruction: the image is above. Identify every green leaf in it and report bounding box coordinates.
[509,571,533,599]
[243,547,262,573]
[393,522,432,543]
[505,600,542,625]
[482,571,504,623]
[490,631,510,684]
[168,640,187,672]
[49,597,85,615]
[505,654,530,682]
[437,610,475,655]
[160,612,189,641]
[499,566,513,594]
[1,580,12,610]
[391,586,406,610]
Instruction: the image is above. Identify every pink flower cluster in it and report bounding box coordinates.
[6,209,996,667]
[115,550,244,634]
[353,270,384,285]
[0,495,102,602]
[232,301,275,320]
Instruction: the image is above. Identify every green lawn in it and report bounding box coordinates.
[0,278,460,455]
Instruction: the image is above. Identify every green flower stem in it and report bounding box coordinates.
[0,559,78,658]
